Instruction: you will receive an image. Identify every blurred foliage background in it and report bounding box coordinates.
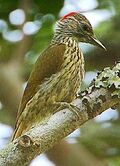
[0,0,120,166]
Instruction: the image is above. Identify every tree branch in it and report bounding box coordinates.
[46,140,104,166]
[0,63,120,166]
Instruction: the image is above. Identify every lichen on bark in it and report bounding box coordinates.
[0,62,119,166]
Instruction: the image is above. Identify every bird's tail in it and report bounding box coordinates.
[11,121,26,141]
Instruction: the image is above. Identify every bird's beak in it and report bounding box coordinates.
[90,36,107,51]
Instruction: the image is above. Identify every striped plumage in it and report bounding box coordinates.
[12,12,105,140]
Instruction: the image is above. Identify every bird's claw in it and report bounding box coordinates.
[55,102,80,120]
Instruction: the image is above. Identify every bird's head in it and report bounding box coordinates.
[56,12,106,50]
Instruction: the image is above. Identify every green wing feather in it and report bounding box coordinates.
[12,44,66,140]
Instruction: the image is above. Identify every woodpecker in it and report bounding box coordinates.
[12,12,106,140]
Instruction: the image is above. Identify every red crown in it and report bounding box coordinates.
[61,12,77,21]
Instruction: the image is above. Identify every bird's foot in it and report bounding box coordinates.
[54,102,80,120]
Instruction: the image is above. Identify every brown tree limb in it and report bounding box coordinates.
[0,63,119,166]
[46,140,105,166]
[0,0,33,124]
[0,65,23,117]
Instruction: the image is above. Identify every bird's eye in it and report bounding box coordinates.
[82,24,89,31]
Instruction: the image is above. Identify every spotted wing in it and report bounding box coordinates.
[12,44,66,140]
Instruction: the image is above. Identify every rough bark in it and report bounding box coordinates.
[0,63,119,166]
